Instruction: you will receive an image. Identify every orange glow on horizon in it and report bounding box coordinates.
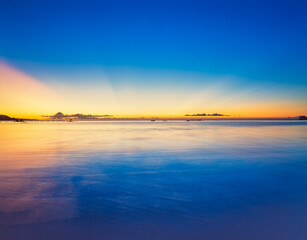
[0,60,61,118]
[1,60,306,119]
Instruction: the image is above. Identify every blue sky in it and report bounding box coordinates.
[0,0,306,117]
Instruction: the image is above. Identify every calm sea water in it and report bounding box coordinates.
[0,121,306,240]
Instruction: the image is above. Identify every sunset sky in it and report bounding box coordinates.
[1,0,306,118]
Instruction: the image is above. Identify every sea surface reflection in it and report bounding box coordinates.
[0,121,306,240]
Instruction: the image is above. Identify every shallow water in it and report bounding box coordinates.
[0,121,306,240]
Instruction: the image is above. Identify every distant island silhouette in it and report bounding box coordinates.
[1,113,307,122]
[185,113,229,117]
[0,115,14,121]
[0,115,24,122]
[43,112,113,120]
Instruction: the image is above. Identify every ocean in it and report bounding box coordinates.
[0,121,306,240]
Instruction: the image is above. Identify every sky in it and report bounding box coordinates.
[0,0,306,118]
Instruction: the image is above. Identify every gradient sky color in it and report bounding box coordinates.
[0,0,306,118]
